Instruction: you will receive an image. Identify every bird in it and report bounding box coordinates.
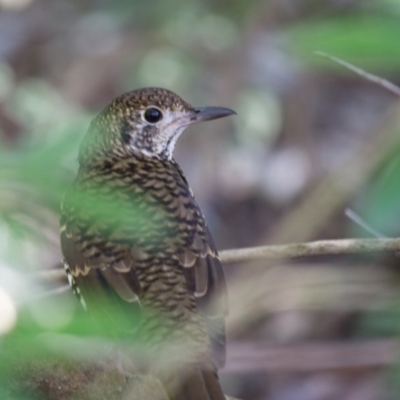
[60,87,235,400]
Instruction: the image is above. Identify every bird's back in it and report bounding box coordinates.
[61,154,227,399]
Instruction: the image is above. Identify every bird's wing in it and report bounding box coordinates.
[60,213,143,334]
[178,227,228,369]
[172,161,228,369]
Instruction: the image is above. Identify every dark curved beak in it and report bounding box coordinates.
[191,106,236,123]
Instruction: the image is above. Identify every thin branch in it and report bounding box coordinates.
[315,51,400,97]
[17,284,71,305]
[345,208,386,238]
[36,238,400,281]
[34,269,66,281]
[219,237,400,264]
[224,339,397,373]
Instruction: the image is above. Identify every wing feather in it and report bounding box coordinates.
[172,160,228,368]
[60,222,142,333]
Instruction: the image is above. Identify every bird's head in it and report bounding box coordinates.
[79,87,235,164]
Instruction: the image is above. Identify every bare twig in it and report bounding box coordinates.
[34,269,66,281]
[315,51,400,97]
[40,238,400,278]
[17,284,71,305]
[345,208,386,238]
[219,237,400,264]
[224,339,397,373]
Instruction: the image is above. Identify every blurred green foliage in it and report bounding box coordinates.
[355,150,400,237]
[290,16,400,71]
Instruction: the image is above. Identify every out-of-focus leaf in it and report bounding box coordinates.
[288,16,400,71]
[352,145,400,237]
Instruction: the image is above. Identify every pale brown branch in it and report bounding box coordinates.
[16,284,71,305]
[34,268,66,281]
[315,51,400,97]
[224,339,398,373]
[40,238,400,282]
[219,238,400,264]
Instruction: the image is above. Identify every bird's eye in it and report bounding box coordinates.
[144,107,163,123]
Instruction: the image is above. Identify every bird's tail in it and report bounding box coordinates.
[158,365,226,400]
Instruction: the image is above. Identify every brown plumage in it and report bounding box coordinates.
[60,88,235,400]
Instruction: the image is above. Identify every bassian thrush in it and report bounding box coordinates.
[60,88,235,400]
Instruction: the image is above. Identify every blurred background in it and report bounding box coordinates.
[2,0,400,399]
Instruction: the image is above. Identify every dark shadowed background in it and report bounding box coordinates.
[2,1,400,399]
